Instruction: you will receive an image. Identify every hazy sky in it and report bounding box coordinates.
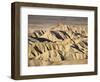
[28,15,88,25]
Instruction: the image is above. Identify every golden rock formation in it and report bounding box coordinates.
[28,23,88,66]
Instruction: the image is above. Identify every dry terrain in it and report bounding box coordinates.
[28,23,88,66]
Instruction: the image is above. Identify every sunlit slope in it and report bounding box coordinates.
[28,23,88,66]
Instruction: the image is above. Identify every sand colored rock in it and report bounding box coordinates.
[28,24,88,66]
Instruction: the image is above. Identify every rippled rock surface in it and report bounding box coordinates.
[28,23,88,66]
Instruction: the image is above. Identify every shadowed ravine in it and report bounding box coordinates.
[28,23,88,66]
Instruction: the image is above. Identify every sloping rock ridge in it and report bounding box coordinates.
[28,23,88,66]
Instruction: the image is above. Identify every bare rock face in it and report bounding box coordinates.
[28,23,88,66]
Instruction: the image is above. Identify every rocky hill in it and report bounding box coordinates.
[28,23,88,66]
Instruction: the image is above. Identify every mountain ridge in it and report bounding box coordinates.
[28,24,88,66]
